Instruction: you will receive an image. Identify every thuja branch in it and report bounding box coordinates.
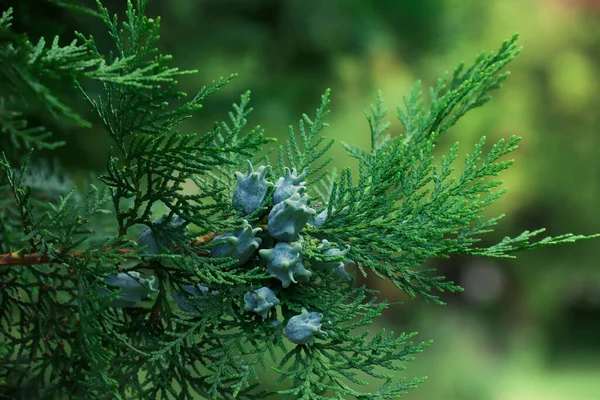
[0,248,134,267]
[0,232,217,267]
[2,4,596,397]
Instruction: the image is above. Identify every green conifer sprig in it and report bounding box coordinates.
[0,108,63,150]
[79,0,272,237]
[272,282,429,399]
[1,1,597,399]
[199,90,275,211]
[0,5,185,132]
[307,35,598,305]
[278,90,334,185]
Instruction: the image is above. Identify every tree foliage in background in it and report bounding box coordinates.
[0,1,596,399]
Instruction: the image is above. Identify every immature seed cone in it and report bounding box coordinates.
[243,287,280,319]
[273,167,307,205]
[232,160,273,216]
[210,220,262,266]
[267,193,316,241]
[259,242,311,288]
[283,308,326,345]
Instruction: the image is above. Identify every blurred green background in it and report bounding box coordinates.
[6,0,600,398]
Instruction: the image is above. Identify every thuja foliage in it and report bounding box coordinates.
[0,1,596,399]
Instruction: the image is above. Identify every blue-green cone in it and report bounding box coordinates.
[259,241,311,288]
[309,239,353,281]
[268,193,316,241]
[244,287,280,319]
[138,213,187,255]
[104,271,158,308]
[232,160,273,216]
[283,308,326,345]
[273,167,307,204]
[210,220,262,267]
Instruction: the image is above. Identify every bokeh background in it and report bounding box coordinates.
[5,0,600,398]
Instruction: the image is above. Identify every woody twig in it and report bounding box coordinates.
[0,232,218,267]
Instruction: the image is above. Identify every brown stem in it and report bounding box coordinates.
[0,232,218,267]
[0,248,135,267]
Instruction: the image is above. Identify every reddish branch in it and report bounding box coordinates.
[0,232,217,267]
[0,248,134,267]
